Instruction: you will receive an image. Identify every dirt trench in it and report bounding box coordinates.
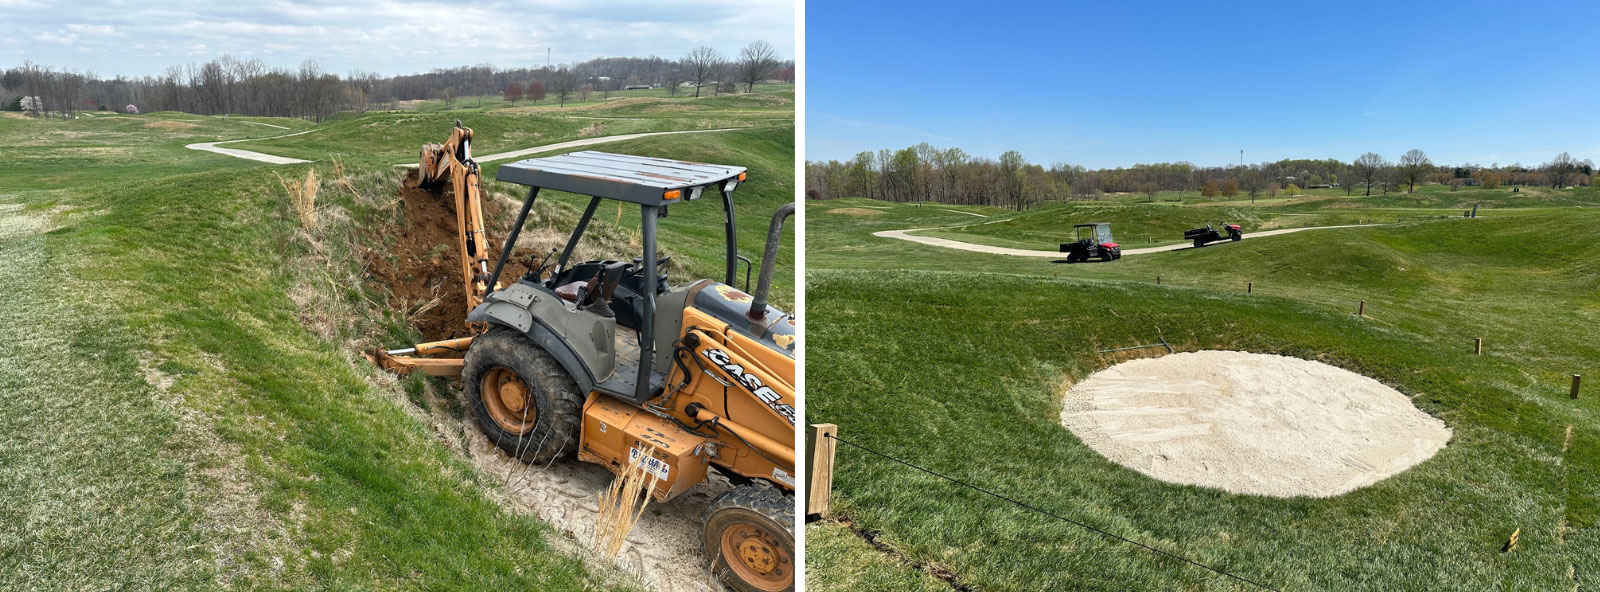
[360,172,732,592]
[365,170,531,340]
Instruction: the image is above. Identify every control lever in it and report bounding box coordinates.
[576,273,603,307]
[586,262,630,317]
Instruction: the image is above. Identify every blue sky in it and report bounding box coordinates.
[806,0,1600,169]
[3,1,793,77]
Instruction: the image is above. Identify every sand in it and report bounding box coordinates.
[1060,351,1451,498]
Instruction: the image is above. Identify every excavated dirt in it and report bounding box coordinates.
[365,170,530,341]
[1061,350,1451,498]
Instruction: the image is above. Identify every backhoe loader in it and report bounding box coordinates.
[372,124,797,592]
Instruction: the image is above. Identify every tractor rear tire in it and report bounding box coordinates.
[1194,239,1205,249]
[703,484,795,592]
[463,326,584,464]
[1231,233,1242,242]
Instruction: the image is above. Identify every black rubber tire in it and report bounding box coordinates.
[463,326,584,464]
[1231,233,1242,242]
[1194,239,1205,248]
[1099,250,1113,262]
[702,484,796,592]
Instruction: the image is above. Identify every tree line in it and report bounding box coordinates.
[805,145,1597,209]
[1,41,792,122]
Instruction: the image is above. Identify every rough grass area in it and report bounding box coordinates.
[804,192,1599,590]
[0,95,789,589]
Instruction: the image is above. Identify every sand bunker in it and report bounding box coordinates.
[1061,351,1450,498]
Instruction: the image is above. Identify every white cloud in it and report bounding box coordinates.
[7,0,794,76]
[65,24,117,35]
[33,30,79,44]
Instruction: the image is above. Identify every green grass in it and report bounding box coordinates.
[0,91,791,589]
[805,191,1600,591]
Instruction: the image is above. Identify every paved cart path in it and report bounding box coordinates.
[873,224,1379,258]
[185,129,318,164]
[188,127,743,166]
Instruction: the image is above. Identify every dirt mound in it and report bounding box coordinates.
[1061,350,1451,498]
[364,170,528,342]
[827,207,884,216]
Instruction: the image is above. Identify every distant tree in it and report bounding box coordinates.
[1448,178,1464,191]
[1544,152,1581,188]
[526,81,546,103]
[1241,172,1265,198]
[20,95,42,117]
[1222,178,1240,197]
[578,83,592,102]
[124,103,137,114]
[1397,149,1431,193]
[1142,182,1159,202]
[1352,152,1387,196]
[1267,183,1280,198]
[2,96,21,111]
[440,86,457,108]
[1285,183,1301,195]
[737,40,778,93]
[772,67,795,83]
[1201,179,1220,198]
[550,67,576,107]
[503,82,523,103]
[682,46,722,98]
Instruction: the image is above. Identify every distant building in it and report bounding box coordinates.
[624,84,651,90]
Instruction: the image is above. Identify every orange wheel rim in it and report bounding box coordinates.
[482,367,536,434]
[719,521,790,591]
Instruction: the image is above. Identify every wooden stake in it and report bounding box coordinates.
[1359,300,1366,316]
[1156,276,1161,285]
[1247,282,1253,293]
[806,424,837,518]
[1572,375,1582,399]
[1474,338,1482,355]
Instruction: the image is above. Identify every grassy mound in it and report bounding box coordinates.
[806,196,1599,590]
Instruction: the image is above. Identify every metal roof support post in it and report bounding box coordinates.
[720,185,738,286]
[556,196,603,274]
[635,205,659,402]
[485,187,539,295]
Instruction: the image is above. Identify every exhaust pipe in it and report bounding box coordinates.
[747,202,795,332]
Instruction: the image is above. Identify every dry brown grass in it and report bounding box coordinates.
[143,120,196,130]
[827,207,885,216]
[592,445,663,559]
[274,169,319,231]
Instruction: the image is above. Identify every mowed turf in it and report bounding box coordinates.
[0,96,791,589]
[804,194,1599,590]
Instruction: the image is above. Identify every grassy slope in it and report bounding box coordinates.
[805,196,1599,591]
[229,89,794,164]
[915,184,1596,251]
[0,105,798,589]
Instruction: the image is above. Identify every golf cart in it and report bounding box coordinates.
[1060,223,1121,262]
[1184,223,1243,248]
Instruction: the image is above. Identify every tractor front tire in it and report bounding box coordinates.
[703,484,795,592]
[463,326,584,464]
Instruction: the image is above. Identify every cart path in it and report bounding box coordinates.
[185,129,318,164]
[188,127,743,166]
[873,224,1380,258]
[461,128,741,165]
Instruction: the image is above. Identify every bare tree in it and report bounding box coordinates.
[1544,152,1581,188]
[737,41,778,93]
[440,86,457,109]
[1352,152,1387,196]
[549,67,576,107]
[1397,149,1431,193]
[682,46,721,98]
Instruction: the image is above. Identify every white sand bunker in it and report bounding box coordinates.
[1061,350,1451,498]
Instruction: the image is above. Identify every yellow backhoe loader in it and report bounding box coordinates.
[373,123,797,592]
